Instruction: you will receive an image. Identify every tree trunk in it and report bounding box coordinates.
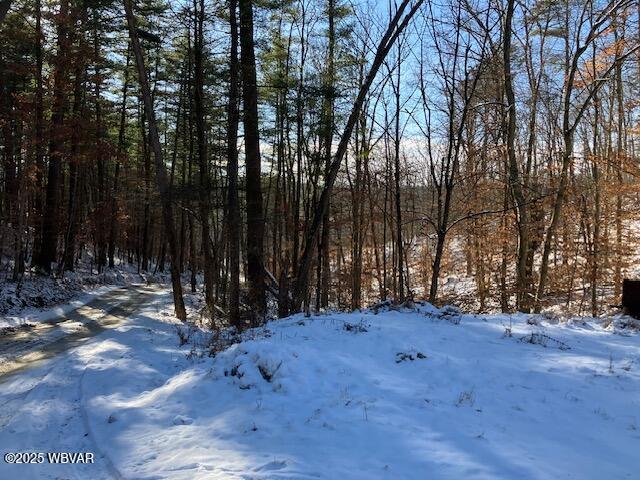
[62,40,86,272]
[193,0,215,312]
[37,0,71,273]
[227,0,242,327]
[32,0,45,267]
[124,0,186,321]
[535,132,573,312]
[393,39,404,302]
[109,46,130,269]
[503,0,530,312]
[93,14,107,271]
[239,0,266,324]
[613,23,624,301]
[591,95,601,317]
[318,0,335,309]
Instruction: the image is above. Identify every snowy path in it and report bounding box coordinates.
[1,293,639,479]
[0,285,170,480]
[0,284,162,379]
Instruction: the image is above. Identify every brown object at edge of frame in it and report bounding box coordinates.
[622,279,640,319]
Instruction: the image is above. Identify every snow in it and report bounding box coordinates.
[0,284,124,329]
[0,257,181,329]
[1,290,639,479]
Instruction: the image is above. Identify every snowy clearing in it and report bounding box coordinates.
[1,290,639,479]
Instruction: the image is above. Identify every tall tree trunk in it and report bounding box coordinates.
[227,0,242,327]
[37,0,71,273]
[535,130,573,312]
[93,14,107,271]
[591,93,601,317]
[2,79,16,237]
[62,27,87,272]
[124,0,186,321]
[393,39,404,302]
[318,0,335,309]
[239,0,266,324]
[140,111,151,272]
[613,22,624,301]
[32,0,45,267]
[503,0,530,312]
[193,0,215,312]
[292,3,307,279]
[109,46,131,269]
[351,91,367,311]
[500,182,509,312]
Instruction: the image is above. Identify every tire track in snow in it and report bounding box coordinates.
[0,285,167,480]
[0,285,163,432]
[78,368,125,480]
[0,285,162,380]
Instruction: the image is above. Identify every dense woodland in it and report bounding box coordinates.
[1,0,639,327]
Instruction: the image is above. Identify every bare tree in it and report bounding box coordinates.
[534,0,639,312]
[419,0,491,303]
[292,0,424,311]
[503,0,530,311]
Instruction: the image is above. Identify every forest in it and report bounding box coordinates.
[1,0,639,326]
[2,0,640,478]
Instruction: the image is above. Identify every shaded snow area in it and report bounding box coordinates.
[0,263,182,329]
[0,283,125,330]
[1,292,639,479]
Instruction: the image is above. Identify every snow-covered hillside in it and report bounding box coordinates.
[1,290,639,479]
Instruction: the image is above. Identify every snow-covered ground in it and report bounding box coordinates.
[1,290,639,479]
[0,259,190,329]
[0,284,125,329]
